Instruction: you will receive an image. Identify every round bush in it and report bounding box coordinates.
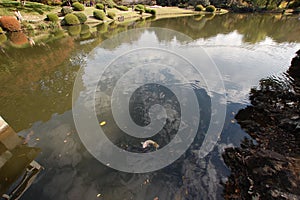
[0,16,21,32]
[96,3,104,10]
[206,5,216,12]
[46,13,59,22]
[107,11,116,19]
[0,27,3,34]
[288,0,300,8]
[150,9,156,15]
[63,13,80,25]
[93,10,105,20]
[73,2,85,11]
[61,6,73,15]
[178,3,185,8]
[116,5,128,11]
[195,5,204,11]
[135,4,145,11]
[145,8,156,15]
[74,12,87,23]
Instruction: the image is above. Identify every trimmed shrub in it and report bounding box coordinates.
[135,4,145,12]
[73,2,85,11]
[46,13,59,22]
[206,5,216,12]
[178,3,186,8]
[96,3,104,10]
[145,8,156,15]
[63,13,80,25]
[93,10,105,20]
[107,11,116,19]
[150,9,156,15]
[116,5,128,11]
[74,12,87,23]
[195,5,204,11]
[61,6,73,15]
[0,16,21,32]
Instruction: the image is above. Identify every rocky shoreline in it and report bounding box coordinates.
[222,50,300,199]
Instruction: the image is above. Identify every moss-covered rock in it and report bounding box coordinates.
[46,13,59,22]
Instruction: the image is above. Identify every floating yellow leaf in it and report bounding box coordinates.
[100,121,106,126]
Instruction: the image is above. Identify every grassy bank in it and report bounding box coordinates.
[0,0,228,25]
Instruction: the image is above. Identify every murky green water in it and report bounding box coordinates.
[0,13,300,200]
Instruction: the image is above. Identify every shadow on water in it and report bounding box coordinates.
[222,50,300,199]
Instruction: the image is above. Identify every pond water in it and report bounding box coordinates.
[0,13,300,200]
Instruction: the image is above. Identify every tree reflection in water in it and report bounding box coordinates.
[223,50,300,199]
